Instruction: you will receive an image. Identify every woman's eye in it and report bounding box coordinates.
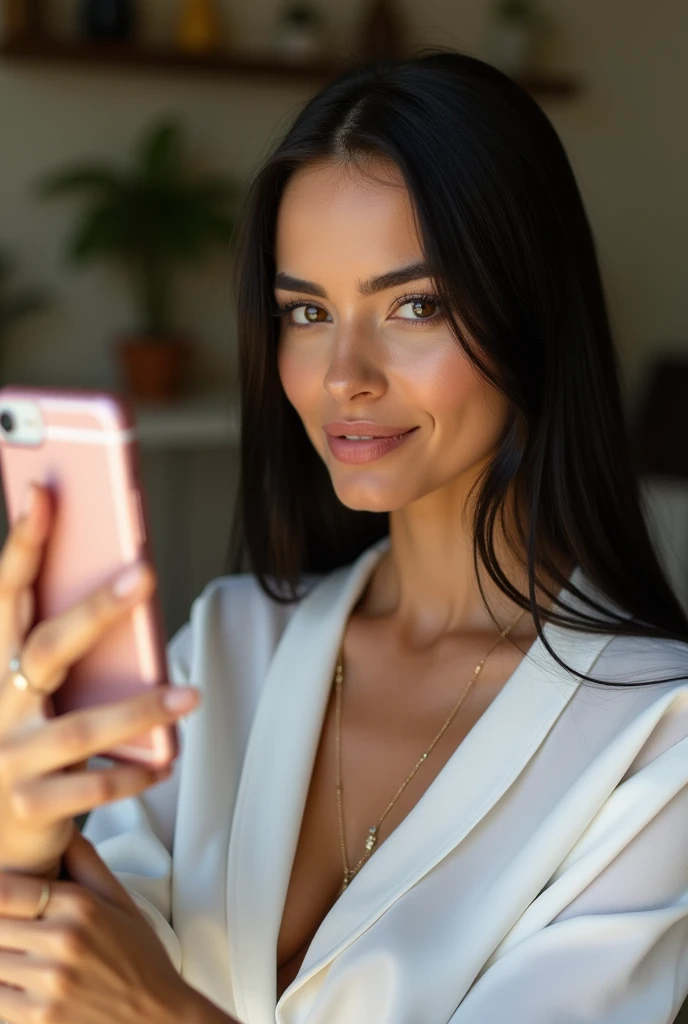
[394,297,441,323]
[292,303,329,323]
[273,300,333,330]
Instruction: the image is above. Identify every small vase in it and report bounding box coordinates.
[177,0,225,53]
[78,0,134,42]
[116,336,191,402]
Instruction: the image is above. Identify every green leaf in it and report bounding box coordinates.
[136,118,185,182]
[67,200,133,262]
[37,115,242,332]
[34,165,123,199]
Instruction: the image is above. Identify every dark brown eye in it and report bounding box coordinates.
[304,305,325,322]
[411,299,435,318]
[393,294,443,325]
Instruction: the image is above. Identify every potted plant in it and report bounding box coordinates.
[487,0,547,76]
[0,248,52,374]
[35,117,239,401]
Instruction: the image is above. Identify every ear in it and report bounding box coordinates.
[62,829,138,915]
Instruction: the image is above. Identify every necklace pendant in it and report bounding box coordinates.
[365,825,378,852]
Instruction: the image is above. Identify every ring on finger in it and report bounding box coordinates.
[7,653,49,696]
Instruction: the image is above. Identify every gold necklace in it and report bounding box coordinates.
[335,606,528,893]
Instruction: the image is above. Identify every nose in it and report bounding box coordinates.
[322,328,387,404]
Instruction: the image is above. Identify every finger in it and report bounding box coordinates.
[0,559,156,723]
[0,948,39,987]
[21,559,155,690]
[0,982,33,1023]
[2,684,197,780]
[0,949,69,1001]
[62,830,137,914]
[0,482,50,602]
[6,759,173,827]
[0,914,56,953]
[0,482,50,652]
[0,871,67,922]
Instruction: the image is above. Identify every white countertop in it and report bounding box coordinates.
[132,393,240,448]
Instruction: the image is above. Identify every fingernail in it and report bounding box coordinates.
[163,688,199,712]
[21,482,36,517]
[112,562,146,598]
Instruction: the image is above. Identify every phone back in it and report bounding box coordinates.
[0,385,177,767]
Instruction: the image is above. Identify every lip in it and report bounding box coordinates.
[324,421,416,438]
[325,426,419,464]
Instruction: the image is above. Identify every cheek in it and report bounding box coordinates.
[396,340,478,421]
[406,343,508,456]
[277,338,310,410]
[277,337,328,448]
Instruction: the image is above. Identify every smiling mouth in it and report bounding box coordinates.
[325,427,419,463]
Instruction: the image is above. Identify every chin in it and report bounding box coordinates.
[331,479,409,514]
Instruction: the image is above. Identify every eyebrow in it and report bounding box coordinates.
[273,260,431,299]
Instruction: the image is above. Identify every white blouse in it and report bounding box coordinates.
[83,535,688,1023]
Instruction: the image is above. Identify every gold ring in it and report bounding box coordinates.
[8,654,48,696]
[34,882,51,919]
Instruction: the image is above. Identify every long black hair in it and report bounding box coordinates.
[226,48,688,688]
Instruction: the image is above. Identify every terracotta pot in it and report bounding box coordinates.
[116,336,191,402]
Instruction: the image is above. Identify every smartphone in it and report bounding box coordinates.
[0,385,178,768]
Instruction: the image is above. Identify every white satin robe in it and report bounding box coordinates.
[82,535,688,1023]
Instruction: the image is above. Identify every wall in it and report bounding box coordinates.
[0,0,687,629]
[1,0,686,399]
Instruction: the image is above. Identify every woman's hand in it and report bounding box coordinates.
[0,480,201,876]
[0,829,226,1024]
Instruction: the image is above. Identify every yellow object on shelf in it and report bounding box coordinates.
[177,0,225,52]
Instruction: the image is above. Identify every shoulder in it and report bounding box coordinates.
[165,569,327,687]
[575,631,688,776]
[592,631,688,685]
[165,537,390,684]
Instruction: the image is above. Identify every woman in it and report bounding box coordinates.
[0,50,687,1024]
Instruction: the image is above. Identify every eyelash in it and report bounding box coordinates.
[271,292,444,329]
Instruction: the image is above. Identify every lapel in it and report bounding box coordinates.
[226,538,619,1024]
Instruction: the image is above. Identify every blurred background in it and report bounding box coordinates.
[0,3,687,1018]
[0,0,686,645]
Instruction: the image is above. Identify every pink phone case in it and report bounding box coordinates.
[0,385,178,768]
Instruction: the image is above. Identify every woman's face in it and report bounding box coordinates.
[275,157,509,513]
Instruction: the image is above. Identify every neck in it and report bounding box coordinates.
[358,488,573,651]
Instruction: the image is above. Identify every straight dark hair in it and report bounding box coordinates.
[226,48,688,688]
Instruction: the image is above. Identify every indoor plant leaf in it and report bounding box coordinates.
[36,165,124,198]
[66,199,136,263]
[136,118,185,182]
[36,116,241,351]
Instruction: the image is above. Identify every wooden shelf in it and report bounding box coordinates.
[0,35,581,95]
[0,35,353,81]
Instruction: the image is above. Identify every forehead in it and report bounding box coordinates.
[274,158,423,270]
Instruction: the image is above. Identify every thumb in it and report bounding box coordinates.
[62,829,138,915]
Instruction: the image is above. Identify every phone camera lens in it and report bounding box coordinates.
[0,411,14,433]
